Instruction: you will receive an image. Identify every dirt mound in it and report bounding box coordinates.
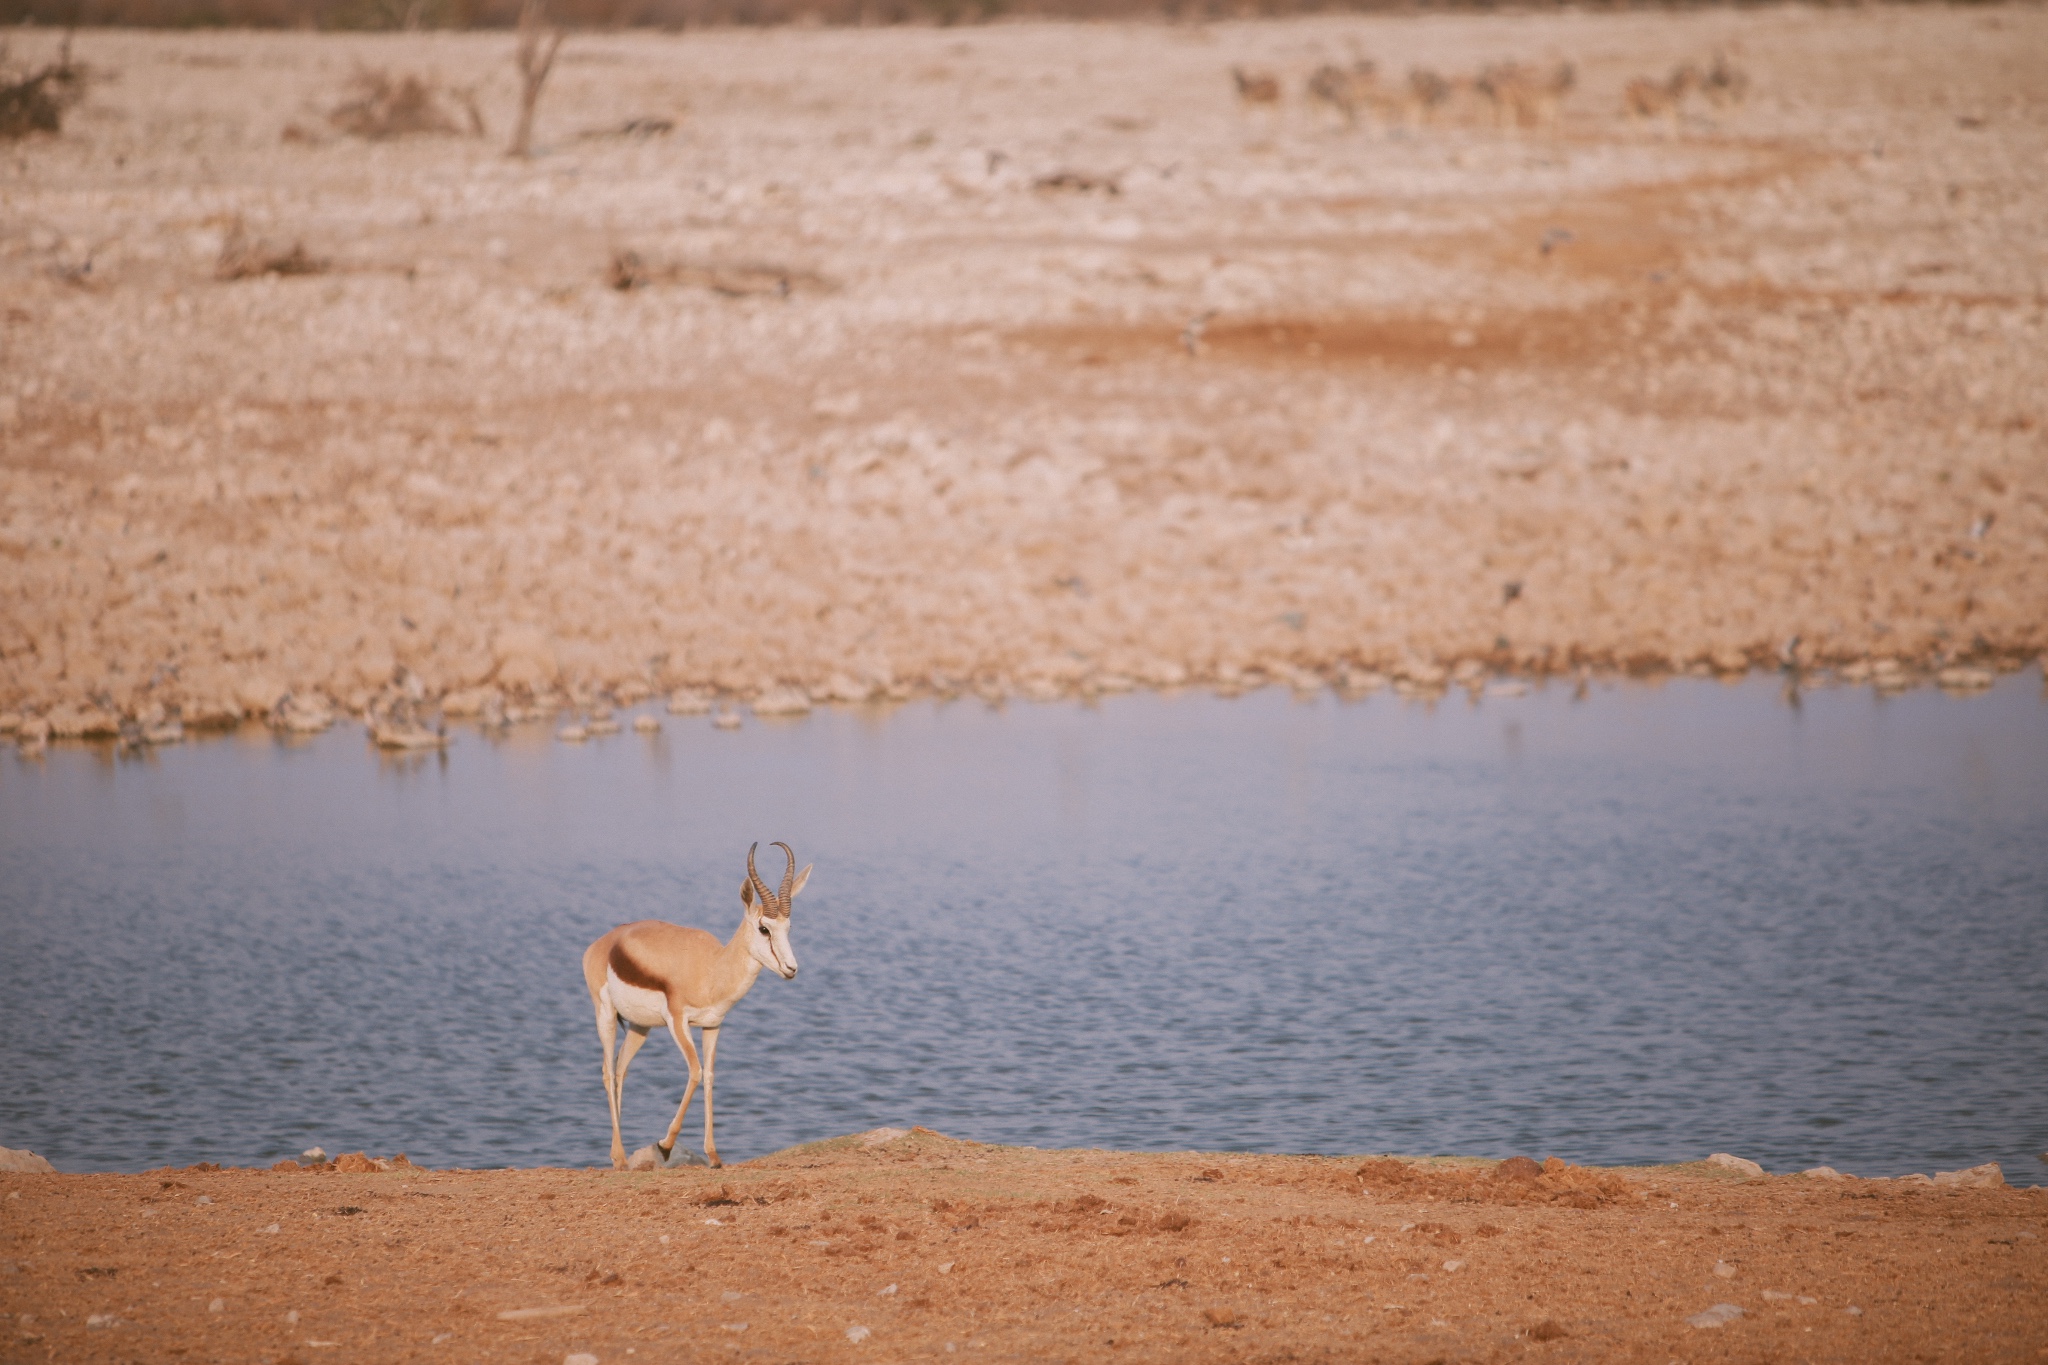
[1349,1154,1637,1208]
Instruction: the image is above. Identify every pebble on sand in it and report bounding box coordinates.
[1802,1166,1846,1180]
[1687,1303,1744,1329]
[1931,1163,2005,1188]
[565,1355,599,1365]
[1712,1260,1737,1278]
[1704,1153,1765,1177]
[0,1146,55,1174]
[846,1325,873,1343]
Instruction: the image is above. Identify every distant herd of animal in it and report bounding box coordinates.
[1231,52,1747,129]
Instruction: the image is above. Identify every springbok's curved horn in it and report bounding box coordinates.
[773,841,797,909]
[746,842,776,916]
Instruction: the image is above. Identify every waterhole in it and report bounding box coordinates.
[2,673,2042,1180]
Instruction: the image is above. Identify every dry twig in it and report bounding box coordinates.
[508,0,565,159]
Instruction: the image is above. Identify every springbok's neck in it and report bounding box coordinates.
[715,915,766,998]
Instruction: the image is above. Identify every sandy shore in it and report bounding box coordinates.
[3,1130,2043,1363]
[1,8,2045,733]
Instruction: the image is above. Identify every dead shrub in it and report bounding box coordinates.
[215,216,327,280]
[326,67,481,140]
[0,36,87,140]
[606,248,829,298]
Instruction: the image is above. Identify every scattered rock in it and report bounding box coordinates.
[565,1354,600,1365]
[860,1128,911,1147]
[1687,1303,1744,1328]
[0,1146,55,1173]
[302,1146,328,1163]
[845,1323,872,1343]
[1705,1152,1765,1177]
[1802,1166,1846,1180]
[495,1305,586,1321]
[46,705,120,739]
[626,1145,660,1172]
[440,687,499,718]
[1527,1319,1567,1341]
[236,675,287,716]
[752,686,813,716]
[1936,666,1995,692]
[1931,1163,2004,1189]
[1201,1307,1240,1327]
[1713,1259,1737,1278]
[369,718,446,749]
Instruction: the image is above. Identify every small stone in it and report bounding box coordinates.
[1442,1259,1465,1272]
[287,1310,300,1324]
[265,1223,281,1234]
[937,1262,954,1274]
[632,714,659,733]
[1713,1260,1737,1279]
[625,1146,660,1172]
[1705,1152,1764,1177]
[877,1283,898,1296]
[752,686,813,716]
[0,1147,55,1174]
[1931,1163,2004,1188]
[195,1195,214,1206]
[209,1298,224,1313]
[86,1313,119,1329]
[1687,1303,1744,1329]
[302,1147,327,1163]
[566,1354,600,1365]
[1762,1290,1794,1301]
[721,1321,749,1332]
[1846,1305,1863,1317]
[845,1324,872,1343]
[1802,1166,1845,1180]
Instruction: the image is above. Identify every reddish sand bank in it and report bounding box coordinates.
[3,1130,2044,1363]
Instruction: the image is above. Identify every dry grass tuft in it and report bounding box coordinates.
[325,67,481,140]
[0,36,87,140]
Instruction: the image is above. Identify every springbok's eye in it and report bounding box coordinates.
[758,925,770,935]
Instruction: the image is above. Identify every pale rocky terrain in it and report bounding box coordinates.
[2,6,2045,741]
[3,1131,2043,1363]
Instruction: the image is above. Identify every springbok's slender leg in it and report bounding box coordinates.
[658,1021,705,1163]
[700,1025,723,1169]
[613,1024,651,1143]
[595,1001,627,1169]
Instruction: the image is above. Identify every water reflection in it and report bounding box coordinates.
[0,673,2044,1182]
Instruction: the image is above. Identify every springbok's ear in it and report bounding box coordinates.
[790,864,813,899]
[740,879,754,907]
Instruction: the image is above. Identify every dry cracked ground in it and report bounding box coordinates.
[4,1131,2046,1363]
[1,6,2045,740]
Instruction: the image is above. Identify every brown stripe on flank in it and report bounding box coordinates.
[609,943,667,992]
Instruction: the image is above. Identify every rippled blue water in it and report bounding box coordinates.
[2,673,2044,1182]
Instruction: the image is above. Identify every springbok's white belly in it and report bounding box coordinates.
[603,969,671,1030]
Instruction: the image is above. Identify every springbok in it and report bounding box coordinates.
[582,841,812,1169]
